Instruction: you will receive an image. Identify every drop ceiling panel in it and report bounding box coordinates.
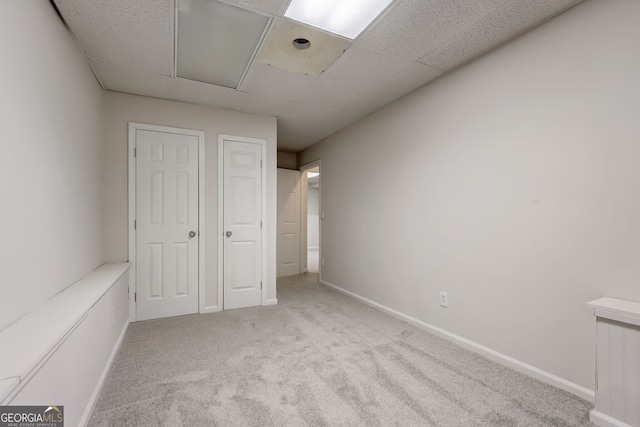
[359,0,509,62]
[277,62,442,150]
[53,0,587,152]
[257,19,351,78]
[223,0,288,17]
[419,0,584,71]
[91,61,171,99]
[228,92,293,117]
[240,63,317,101]
[94,59,244,108]
[307,45,418,109]
[54,0,173,76]
[167,77,242,107]
[370,62,444,107]
[277,103,350,151]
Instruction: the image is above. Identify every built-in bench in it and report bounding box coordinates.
[0,263,129,426]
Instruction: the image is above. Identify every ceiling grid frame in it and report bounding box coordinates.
[53,0,585,152]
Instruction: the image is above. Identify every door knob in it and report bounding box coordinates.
[189,231,196,238]
[225,230,232,238]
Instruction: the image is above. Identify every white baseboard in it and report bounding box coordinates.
[79,319,129,426]
[320,279,595,403]
[200,304,221,314]
[264,298,278,306]
[590,410,632,427]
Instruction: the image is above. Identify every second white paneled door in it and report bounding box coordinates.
[221,137,265,310]
[277,168,301,277]
[134,125,201,321]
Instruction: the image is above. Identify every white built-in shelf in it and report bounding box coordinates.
[0,263,129,403]
[587,297,640,327]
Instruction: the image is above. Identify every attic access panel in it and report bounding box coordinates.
[177,0,270,89]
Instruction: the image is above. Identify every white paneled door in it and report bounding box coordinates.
[222,138,263,310]
[135,127,200,321]
[277,168,301,277]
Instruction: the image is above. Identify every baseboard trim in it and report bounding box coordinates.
[79,319,129,426]
[320,279,595,403]
[264,298,278,306]
[200,305,221,314]
[590,410,631,427]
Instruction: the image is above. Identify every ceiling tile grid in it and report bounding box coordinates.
[90,61,171,100]
[419,0,584,71]
[228,91,293,117]
[358,0,509,63]
[54,0,173,76]
[299,45,420,110]
[53,0,586,151]
[222,0,289,17]
[371,62,445,108]
[276,63,444,150]
[240,63,317,101]
[276,103,354,151]
[167,77,241,108]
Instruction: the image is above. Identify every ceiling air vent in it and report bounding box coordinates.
[292,38,311,50]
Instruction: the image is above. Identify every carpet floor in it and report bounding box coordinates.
[89,273,594,426]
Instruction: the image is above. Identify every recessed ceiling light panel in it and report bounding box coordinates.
[177,0,270,89]
[284,0,394,39]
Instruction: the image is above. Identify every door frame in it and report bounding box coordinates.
[299,160,321,279]
[127,122,206,322]
[217,134,268,310]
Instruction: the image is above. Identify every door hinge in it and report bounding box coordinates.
[134,147,137,157]
[260,159,263,169]
[134,292,137,302]
[260,220,262,229]
[260,281,263,290]
[134,220,136,230]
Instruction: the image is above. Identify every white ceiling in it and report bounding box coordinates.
[53,0,583,152]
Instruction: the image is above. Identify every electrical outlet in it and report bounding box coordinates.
[439,292,448,308]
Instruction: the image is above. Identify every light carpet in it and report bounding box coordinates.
[89,273,594,426]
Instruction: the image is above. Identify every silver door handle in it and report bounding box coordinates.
[225,230,232,238]
[189,231,196,238]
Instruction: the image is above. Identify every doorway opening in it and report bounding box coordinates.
[300,161,321,282]
[306,168,320,273]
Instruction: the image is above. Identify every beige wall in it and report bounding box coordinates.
[102,92,278,309]
[277,151,297,169]
[300,0,640,392]
[0,2,104,330]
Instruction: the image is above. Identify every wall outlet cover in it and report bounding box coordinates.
[439,291,448,308]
